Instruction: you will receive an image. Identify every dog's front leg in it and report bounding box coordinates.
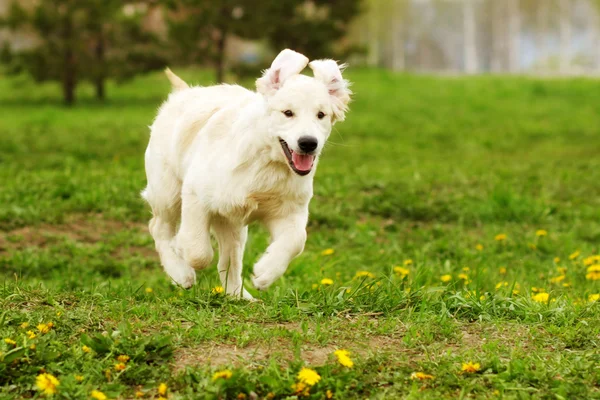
[251,212,308,290]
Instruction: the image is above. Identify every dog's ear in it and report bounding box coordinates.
[256,49,309,96]
[309,60,352,122]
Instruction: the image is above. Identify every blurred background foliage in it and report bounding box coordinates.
[2,0,600,105]
[0,0,362,104]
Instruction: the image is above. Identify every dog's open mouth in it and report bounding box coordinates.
[279,139,315,176]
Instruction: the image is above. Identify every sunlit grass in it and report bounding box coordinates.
[0,69,599,398]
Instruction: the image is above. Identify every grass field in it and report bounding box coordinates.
[1,69,600,399]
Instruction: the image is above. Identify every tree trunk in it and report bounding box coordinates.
[594,3,600,73]
[559,0,571,74]
[507,0,520,73]
[391,0,405,71]
[536,0,549,72]
[367,0,380,67]
[215,29,227,83]
[491,0,504,72]
[95,29,105,100]
[463,0,477,74]
[62,13,76,106]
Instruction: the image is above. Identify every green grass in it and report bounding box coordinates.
[1,68,600,399]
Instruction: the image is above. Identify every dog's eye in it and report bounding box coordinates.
[283,110,294,118]
[317,111,326,119]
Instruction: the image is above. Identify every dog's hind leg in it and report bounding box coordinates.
[213,221,253,300]
[143,169,196,288]
[176,192,214,272]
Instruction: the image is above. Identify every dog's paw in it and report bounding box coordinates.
[251,272,276,291]
[231,288,256,301]
[168,267,197,289]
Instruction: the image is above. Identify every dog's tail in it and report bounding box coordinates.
[165,68,189,91]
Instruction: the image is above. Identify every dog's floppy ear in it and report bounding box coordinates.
[309,60,352,122]
[256,49,309,96]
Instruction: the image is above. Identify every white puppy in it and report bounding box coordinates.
[142,49,351,299]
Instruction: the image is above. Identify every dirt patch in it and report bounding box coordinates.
[172,329,410,372]
[0,214,149,255]
[172,322,536,371]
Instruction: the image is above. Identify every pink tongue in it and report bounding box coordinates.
[291,152,315,171]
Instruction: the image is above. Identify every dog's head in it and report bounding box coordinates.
[256,49,351,176]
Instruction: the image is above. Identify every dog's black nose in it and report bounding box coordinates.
[298,136,318,153]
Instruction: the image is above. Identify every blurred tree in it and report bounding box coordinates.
[163,0,362,83]
[265,0,362,61]
[0,1,166,105]
[163,0,270,83]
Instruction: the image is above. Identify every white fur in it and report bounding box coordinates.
[142,49,351,299]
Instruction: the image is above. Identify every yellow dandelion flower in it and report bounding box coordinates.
[90,390,107,400]
[158,383,167,395]
[114,363,126,371]
[549,275,565,284]
[403,259,413,266]
[27,330,37,339]
[532,292,550,303]
[569,250,580,260]
[312,284,319,290]
[145,287,153,293]
[531,287,544,293]
[30,344,36,350]
[75,375,84,382]
[494,233,507,241]
[291,382,308,394]
[321,248,334,256]
[117,355,130,363]
[212,369,233,381]
[37,323,51,334]
[475,244,483,251]
[135,391,144,398]
[554,257,560,263]
[333,349,354,368]
[410,371,434,380]
[499,267,507,275]
[393,266,410,278]
[586,271,600,281]
[556,267,567,275]
[588,294,599,302]
[20,322,29,329]
[461,362,481,373]
[536,229,547,237]
[320,278,334,285]
[587,265,600,273]
[36,373,60,395]
[297,367,321,386]
[82,345,91,353]
[583,255,600,266]
[211,286,225,294]
[562,283,572,288]
[326,390,333,399]
[157,397,167,400]
[441,274,452,283]
[512,283,521,295]
[458,273,469,281]
[495,281,508,290]
[354,271,375,279]
[4,338,16,345]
